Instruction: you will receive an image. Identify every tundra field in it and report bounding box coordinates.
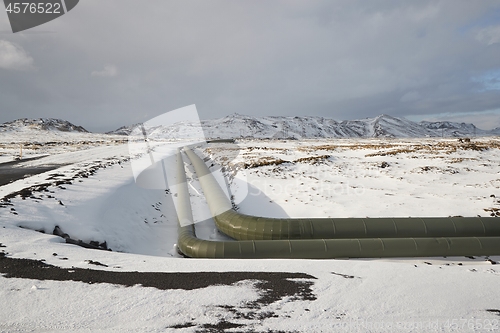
[1,131,500,332]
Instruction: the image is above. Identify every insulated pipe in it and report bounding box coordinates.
[176,149,500,258]
[183,148,500,240]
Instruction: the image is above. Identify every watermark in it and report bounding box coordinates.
[3,0,79,33]
[331,317,499,331]
[128,104,247,226]
[245,177,366,198]
[231,158,380,202]
[127,105,386,226]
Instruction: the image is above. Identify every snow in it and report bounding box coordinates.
[105,113,495,140]
[0,118,89,133]
[205,138,500,220]
[2,130,500,332]
[194,113,492,139]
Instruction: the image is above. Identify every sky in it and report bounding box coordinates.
[0,0,500,132]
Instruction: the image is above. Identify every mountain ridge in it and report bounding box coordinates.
[190,113,492,139]
[2,114,498,139]
[0,118,88,133]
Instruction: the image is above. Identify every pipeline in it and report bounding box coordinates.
[175,148,500,258]
[183,148,500,240]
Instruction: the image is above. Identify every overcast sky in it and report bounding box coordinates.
[0,0,500,132]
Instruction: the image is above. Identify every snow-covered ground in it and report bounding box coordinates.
[205,138,500,219]
[1,132,500,332]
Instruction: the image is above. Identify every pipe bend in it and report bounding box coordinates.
[184,148,500,240]
[175,148,500,258]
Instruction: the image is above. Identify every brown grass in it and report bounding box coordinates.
[298,143,396,152]
[243,158,288,169]
[365,140,500,157]
[243,155,331,169]
[294,155,331,164]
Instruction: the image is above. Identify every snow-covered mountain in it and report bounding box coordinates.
[419,121,486,137]
[0,118,88,133]
[106,124,139,136]
[491,127,500,136]
[109,114,445,139]
[3,114,498,139]
[193,114,491,139]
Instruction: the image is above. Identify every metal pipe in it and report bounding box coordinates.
[176,149,500,258]
[183,148,500,240]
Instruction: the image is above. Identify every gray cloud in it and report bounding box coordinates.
[400,91,422,103]
[91,65,118,77]
[0,0,499,132]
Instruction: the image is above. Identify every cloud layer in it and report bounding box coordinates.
[0,0,499,132]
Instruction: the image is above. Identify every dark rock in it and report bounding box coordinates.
[85,260,108,267]
[486,309,500,316]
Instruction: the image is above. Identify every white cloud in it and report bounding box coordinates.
[476,25,500,45]
[91,65,118,77]
[0,40,34,71]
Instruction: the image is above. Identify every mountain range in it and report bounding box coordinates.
[0,118,88,133]
[2,115,500,139]
[108,114,500,139]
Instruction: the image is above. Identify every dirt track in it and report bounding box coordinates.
[0,156,61,186]
[0,255,315,302]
